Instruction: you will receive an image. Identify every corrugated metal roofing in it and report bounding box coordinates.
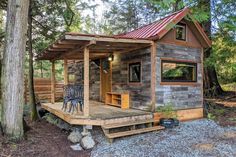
[118,7,189,39]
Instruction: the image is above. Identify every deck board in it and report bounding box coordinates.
[42,101,153,126]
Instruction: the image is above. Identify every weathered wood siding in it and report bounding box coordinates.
[156,43,203,109]
[68,61,100,101]
[112,49,152,110]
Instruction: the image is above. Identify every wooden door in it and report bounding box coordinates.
[100,59,111,102]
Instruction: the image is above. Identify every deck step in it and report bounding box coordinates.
[106,126,164,139]
[102,118,165,142]
[102,119,158,129]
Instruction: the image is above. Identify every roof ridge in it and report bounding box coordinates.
[117,7,189,36]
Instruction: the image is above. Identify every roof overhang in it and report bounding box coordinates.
[36,33,152,60]
[150,8,212,48]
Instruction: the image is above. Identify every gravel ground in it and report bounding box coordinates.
[91,119,236,157]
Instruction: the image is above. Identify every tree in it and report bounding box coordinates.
[101,0,160,34]
[28,0,38,121]
[198,0,224,96]
[1,0,29,140]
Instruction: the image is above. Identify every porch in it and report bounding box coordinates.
[41,101,153,126]
[36,33,156,118]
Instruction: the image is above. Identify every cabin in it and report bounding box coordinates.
[37,7,211,140]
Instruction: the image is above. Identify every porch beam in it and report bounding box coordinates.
[63,40,96,59]
[64,59,69,85]
[51,61,56,104]
[151,41,157,112]
[83,47,90,117]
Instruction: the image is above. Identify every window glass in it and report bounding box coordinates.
[162,60,197,82]
[129,62,141,82]
[176,24,186,41]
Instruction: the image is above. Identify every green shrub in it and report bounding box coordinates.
[156,102,177,119]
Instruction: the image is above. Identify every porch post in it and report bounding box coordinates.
[51,61,56,104]
[151,41,157,112]
[64,59,69,85]
[83,47,90,117]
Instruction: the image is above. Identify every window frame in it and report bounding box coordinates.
[128,62,142,83]
[161,59,197,83]
[175,23,187,41]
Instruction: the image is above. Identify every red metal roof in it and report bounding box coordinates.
[117,7,190,39]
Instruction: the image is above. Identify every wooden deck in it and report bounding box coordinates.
[42,101,153,126]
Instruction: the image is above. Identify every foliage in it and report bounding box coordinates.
[207,113,216,120]
[156,103,177,119]
[221,82,236,92]
[147,0,210,23]
[101,0,160,34]
[43,113,59,125]
[207,34,236,83]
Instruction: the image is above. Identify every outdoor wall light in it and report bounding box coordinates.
[108,54,114,61]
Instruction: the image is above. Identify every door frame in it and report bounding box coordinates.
[100,58,112,102]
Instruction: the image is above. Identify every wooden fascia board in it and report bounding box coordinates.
[153,12,211,48]
[156,8,190,39]
[64,34,152,44]
[192,21,212,47]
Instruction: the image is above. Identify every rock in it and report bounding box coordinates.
[56,119,71,131]
[43,113,58,125]
[81,131,91,137]
[70,143,83,151]
[68,131,82,143]
[71,126,83,132]
[81,135,95,149]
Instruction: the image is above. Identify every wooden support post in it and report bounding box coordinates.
[51,61,56,104]
[64,59,69,85]
[151,41,157,112]
[83,47,90,117]
[201,48,204,107]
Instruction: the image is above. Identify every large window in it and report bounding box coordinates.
[161,60,197,82]
[129,62,141,83]
[175,23,186,41]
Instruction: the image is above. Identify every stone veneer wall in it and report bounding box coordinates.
[112,48,152,110]
[68,61,100,101]
[156,43,203,109]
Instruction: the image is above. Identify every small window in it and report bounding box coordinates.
[175,23,186,41]
[129,62,141,83]
[161,60,197,82]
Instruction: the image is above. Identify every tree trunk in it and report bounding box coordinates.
[40,61,43,78]
[28,0,38,121]
[199,0,224,97]
[172,0,182,12]
[1,0,29,140]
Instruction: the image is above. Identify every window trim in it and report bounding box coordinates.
[175,23,187,41]
[128,61,142,83]
[161,59,197,83]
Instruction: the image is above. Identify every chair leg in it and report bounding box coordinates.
[79,101,83,112]
[68,102,73,113]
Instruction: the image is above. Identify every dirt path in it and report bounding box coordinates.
[0,120,90,157]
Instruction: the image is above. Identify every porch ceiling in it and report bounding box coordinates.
[36,33,153,60]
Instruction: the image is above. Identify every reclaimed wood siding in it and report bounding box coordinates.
[68,61,100,101]
[112,49,152,110]
[156,43,203,109]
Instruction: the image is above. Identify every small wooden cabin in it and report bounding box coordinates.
[37,7,211,139]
